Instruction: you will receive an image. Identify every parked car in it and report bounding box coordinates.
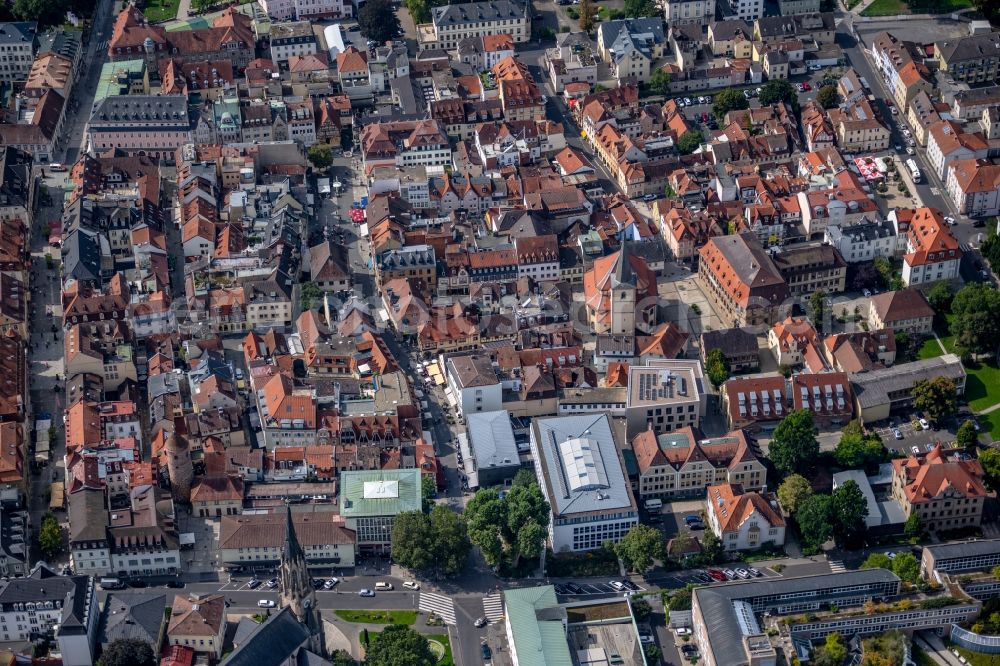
[266,578,278,589]
[911,446,920,454]
[724,569,737,580]
[748,568,761,577]
[894,144,903,152]
[944,216,957,225]
[481,643,492,659]
[735,568,750,579]
[688,521,706,530]
[323,578,339,589]
[893,428,903,440]
[684,515,702,524]
[258,599,276,608]
[640,634,655,643]
[402,581,420,590]
[358,589,375,597]
[676,627,692,636]
[919,417,930,430]
[906,146,915,154]
[165,580,185,588]
[374,582,394,591]
[610,581,626,591]
[248,579,262,590]
[707,569,727,581]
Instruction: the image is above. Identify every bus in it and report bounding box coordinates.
[906,158,922,183]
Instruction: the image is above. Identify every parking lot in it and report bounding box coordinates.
[553,580,648,597]
[873,417,968,455]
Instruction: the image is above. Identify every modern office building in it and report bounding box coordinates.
[529,413,638,552]
[625,360,706,438]
[921,539,1000,578]
[339,468,422,553]
[459,410,522,489]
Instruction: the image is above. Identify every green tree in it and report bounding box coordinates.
[391,507,471,575]
[649,68,671,96]
[699,529,724,564]
[704,348,730,388]
[815,85,841,110]
[815,632,847,666]
[769,409,819,476]
[810,289,826,334]
[358,0,401,44]
[38,512,62,559]
[834,423,885,470]
[99,638,155,666]
[927,281,954,312]
[668,586,693,611]
[861,552,892,570]
[981,447,1000,492]
[911,376,957,424]
[578,0,596,31]
[465,476,549,568]
[631,597,652,621]
[364,625,436,666]
[957,420,979,448]
[299,281,323,312]
[615,524,664,572]
[404,0,431,23]
[390,511,436,572]
[421,475,436,513]
[307,143,333,170]
[950,283,1000,356]
[330,650,356,666]
[676,129,704,155]
[663,183,677,199]
[192,0,214,13]
[831,480,867,549]
[777,474,813,515]
[758,80,798,109]
[12,0,68,27]
[796,494,833,551]
[713,87,749,120]
[891,552,920,583]
[428,504,472,574]
[623,0,657,16]
[904,513,923,539]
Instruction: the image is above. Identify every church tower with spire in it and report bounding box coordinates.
[280,504,325,656]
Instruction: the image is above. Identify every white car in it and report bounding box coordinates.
[323,578,339,589]
[402,581,420,590]
[609,581,626,591]
[374,581,394,591]
[906,146,915,155]
[676,627,692,636]
[258,599,276,608]
[919,417,930,430]
[911,446,920,454]
[640,634,656,644]
[944,216,957,225]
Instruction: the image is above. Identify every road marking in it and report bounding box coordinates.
[419,592,456,625]
[482,594,503,622]
[829,559,846,573]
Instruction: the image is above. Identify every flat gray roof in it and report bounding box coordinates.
[924,539,1000,564]
[850,354,965,409]
[465,410,520,475]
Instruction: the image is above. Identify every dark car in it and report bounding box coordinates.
[348,24,361,31]
[127,580,148,588]
[481,643,493,659]
[165,580,185,588]
[689,522,706,530]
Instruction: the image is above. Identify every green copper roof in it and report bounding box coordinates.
[340,469,422,517]
[503,586,573,666]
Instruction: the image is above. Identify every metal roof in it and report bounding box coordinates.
[531,414,634,517]
[924,538,1000,564]
[465,410,520,470]
[503,586,573,666]
[340,468,422,517]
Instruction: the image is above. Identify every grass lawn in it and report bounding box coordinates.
[950,643,1000,666]
[917,336,944,360]
[860,0,908,16]
[143,0,180,22]
[334,610,417,625]
[428,634,455,666]
[963,360,1000,412]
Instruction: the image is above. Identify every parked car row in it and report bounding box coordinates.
[701,567,761,582]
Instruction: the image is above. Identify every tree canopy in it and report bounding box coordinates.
[758,80,798,108]
[614,525,664,572]
[649,68,671,96]
[358,0,401,45]
[810,289,826,334]
[578,0,596,31]
[834,421,885,470]
[769,409,819,476]
[12,0,68,27]
[815,85,841,110]
[777,474,813,515]
[927,282,954,312]
[979,447,1000,492]
[704,348,730,388]
[465,472,549,568]
[99,639,155,666]
[391,506,471,575]
[957,420,979,448]
[364,625,437,666]
[713,88,749,120]
[676,130,703,156]
[38,512,62,559]
[891,551,920,583]
[623,0,657,16]
[831,480,868,549]
[307,143,333,170]
[950,283,1000,356]
[861,552,892,571]
[795,494,833,551]
[911,376,957,424]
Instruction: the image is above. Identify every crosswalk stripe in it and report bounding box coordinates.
[483,594,504,622]
[419,592,456,625]
[829,559,846,573]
